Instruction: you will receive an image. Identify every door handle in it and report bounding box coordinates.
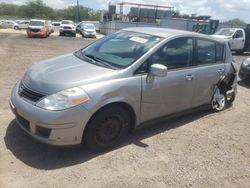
[217,69,224,75]
[185,74,194,81]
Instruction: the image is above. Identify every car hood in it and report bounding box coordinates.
[83,29,96,32]
[28,26,43,29]
[60,24,75,27]
[22,53,117,94]
[212,35,232,40]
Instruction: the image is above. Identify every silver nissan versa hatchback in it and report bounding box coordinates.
[10,28,238,151]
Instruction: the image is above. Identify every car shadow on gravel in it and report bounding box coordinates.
[5,109,212,170]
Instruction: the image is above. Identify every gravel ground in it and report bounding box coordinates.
[0,29,250,188]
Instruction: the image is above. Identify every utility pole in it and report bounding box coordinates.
[77,0,80,22]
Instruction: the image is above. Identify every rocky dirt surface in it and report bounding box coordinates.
[0,30,250,188]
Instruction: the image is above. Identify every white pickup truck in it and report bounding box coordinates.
[212,26,250,54]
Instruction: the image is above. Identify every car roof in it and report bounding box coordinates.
[61,20,73,22]
[123,27,225,43]
[83,23,95,26]
[30,19,45,22]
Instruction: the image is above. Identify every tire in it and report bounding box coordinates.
[226,90,236,105]
[83,106,131,152]
[59,32,63,36]
[73,33,76,37]
[211,87,227,112]
[14,26,18,30]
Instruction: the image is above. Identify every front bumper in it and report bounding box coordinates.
[60,29,76,34]
[83,33,96,38]
[239,65,250,80]
[10,82,92,146]
[27,31,47,38]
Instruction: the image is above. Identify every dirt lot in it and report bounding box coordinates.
[0,29,250,188]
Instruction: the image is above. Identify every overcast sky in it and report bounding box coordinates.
[1,0,250,23]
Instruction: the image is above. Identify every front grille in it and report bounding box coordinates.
[16,113,30,132]
[30,28,40,32]
[63,26,71,29]
[18,82,45,102]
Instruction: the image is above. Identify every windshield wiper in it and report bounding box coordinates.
[84,53,116,70]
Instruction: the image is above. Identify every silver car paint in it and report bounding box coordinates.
[11,28,237,146]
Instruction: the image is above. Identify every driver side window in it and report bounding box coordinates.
[234,30,243,38]
[149,37,194,70]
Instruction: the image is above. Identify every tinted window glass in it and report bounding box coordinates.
[197,39,215,65]
[150,37,193,69]
[216,43,224,62]
[235,30,243,38]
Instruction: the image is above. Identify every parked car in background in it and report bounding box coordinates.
[0,20,18,29]
[212,26,250,54]
[48,20,54,34]
[239,58,250,82]
[59,20,76,37]
[76,21,100,32]
[10,28,237,152]
[16,20,30,30]
[79,23,96,38]
[27,19,50,38]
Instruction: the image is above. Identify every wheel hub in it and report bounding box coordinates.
[212,88,226,111]
[96,117,122,144]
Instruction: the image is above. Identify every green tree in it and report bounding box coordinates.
[0,0,101,21]
[224,18,246,26]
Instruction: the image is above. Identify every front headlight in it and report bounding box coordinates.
[243,58,250,67]
[36,87,89,111]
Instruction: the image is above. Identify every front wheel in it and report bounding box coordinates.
[83,106,131,152]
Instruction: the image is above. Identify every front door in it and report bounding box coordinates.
[140,37,196,123]
[231,29,245,50]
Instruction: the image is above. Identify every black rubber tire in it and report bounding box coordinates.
[14,26,18,30]
[83,106,131,152]
[59,32,63,36]
[73,33,76,37]
[226,90,236,105]
[211,88,227,112]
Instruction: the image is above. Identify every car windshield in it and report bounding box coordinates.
[61,21,73,25]
[75,31,162,69]
[215,29,235,36]
[29,21,44,26]
[83,24,95,29]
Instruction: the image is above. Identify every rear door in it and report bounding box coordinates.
[192,38,225,107]
[140,37,196,123]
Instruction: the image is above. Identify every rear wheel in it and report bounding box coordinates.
[211,88,227,111]
[83,106,131,152]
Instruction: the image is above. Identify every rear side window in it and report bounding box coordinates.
[197,39,215,65]
[216,43,224,62]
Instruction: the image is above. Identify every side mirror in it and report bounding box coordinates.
[149,64,168,77]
